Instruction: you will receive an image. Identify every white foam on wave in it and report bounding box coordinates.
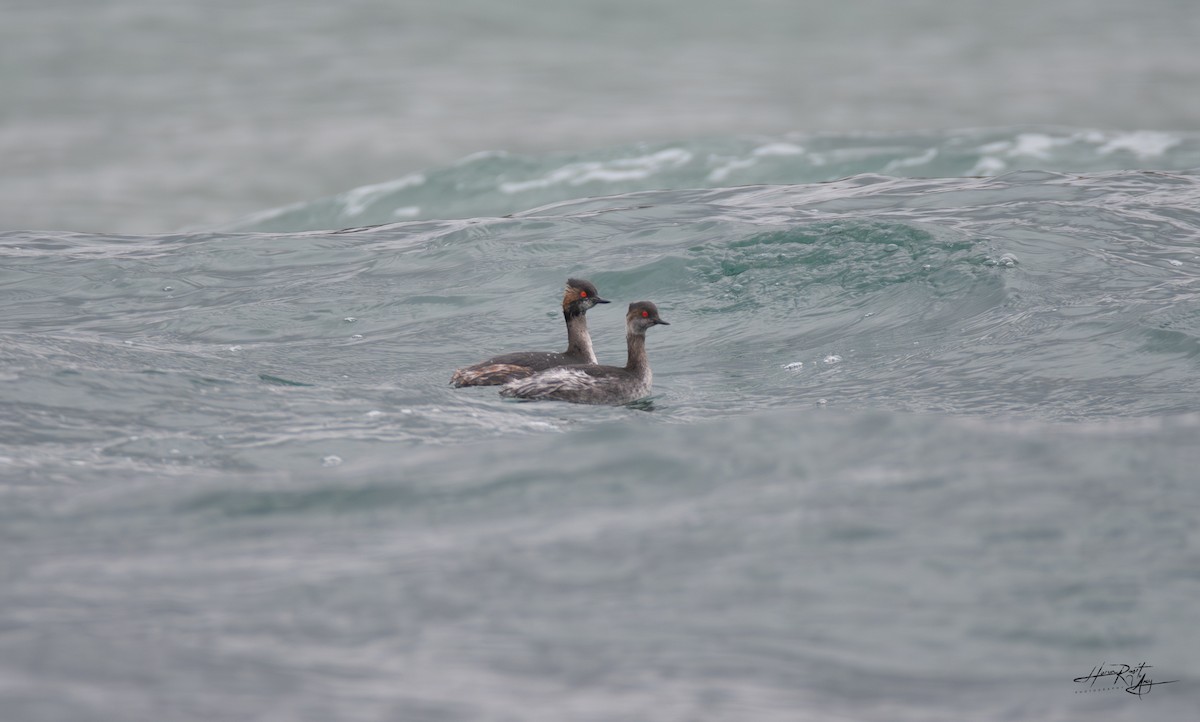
[967,132,1073,175]
[705,141,806,182]
[1009,132,1070,159]
[216,199,309,229]
[499,148,693,193]
[966,156,1008,176]
[455,150,511,165]
[883,147,938,172]
[752,142,806,157]
[707,157,758,183]
[340,174,426,216]
[968,129,1183,175]
[1097,131,1180,159]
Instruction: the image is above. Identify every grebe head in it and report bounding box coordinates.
[626,301,669,334]
[563,278,610,315]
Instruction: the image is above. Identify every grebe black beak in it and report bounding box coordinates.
[594,296,611,304]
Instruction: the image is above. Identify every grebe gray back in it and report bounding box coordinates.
[450,278,609,387]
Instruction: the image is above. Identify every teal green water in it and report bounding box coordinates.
[215,129,1200,233]
[2,148,1199,719]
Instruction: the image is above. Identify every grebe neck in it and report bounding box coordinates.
[564,311,596,363]
[623,330,649,375]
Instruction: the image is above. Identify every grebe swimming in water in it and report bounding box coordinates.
[500,301,669,405]
[450,278,610,387]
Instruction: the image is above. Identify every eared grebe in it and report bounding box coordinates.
[450,278,610,387]
[500,301,669,405]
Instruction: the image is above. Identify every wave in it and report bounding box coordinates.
[4,166,1199,481]
[210,127,1200,233]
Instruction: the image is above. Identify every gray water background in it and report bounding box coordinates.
[3,0,1199,233]
[3,1,1200,721]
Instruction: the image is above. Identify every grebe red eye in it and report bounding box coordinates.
[641,310,649,318]
[579,290,587,298]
